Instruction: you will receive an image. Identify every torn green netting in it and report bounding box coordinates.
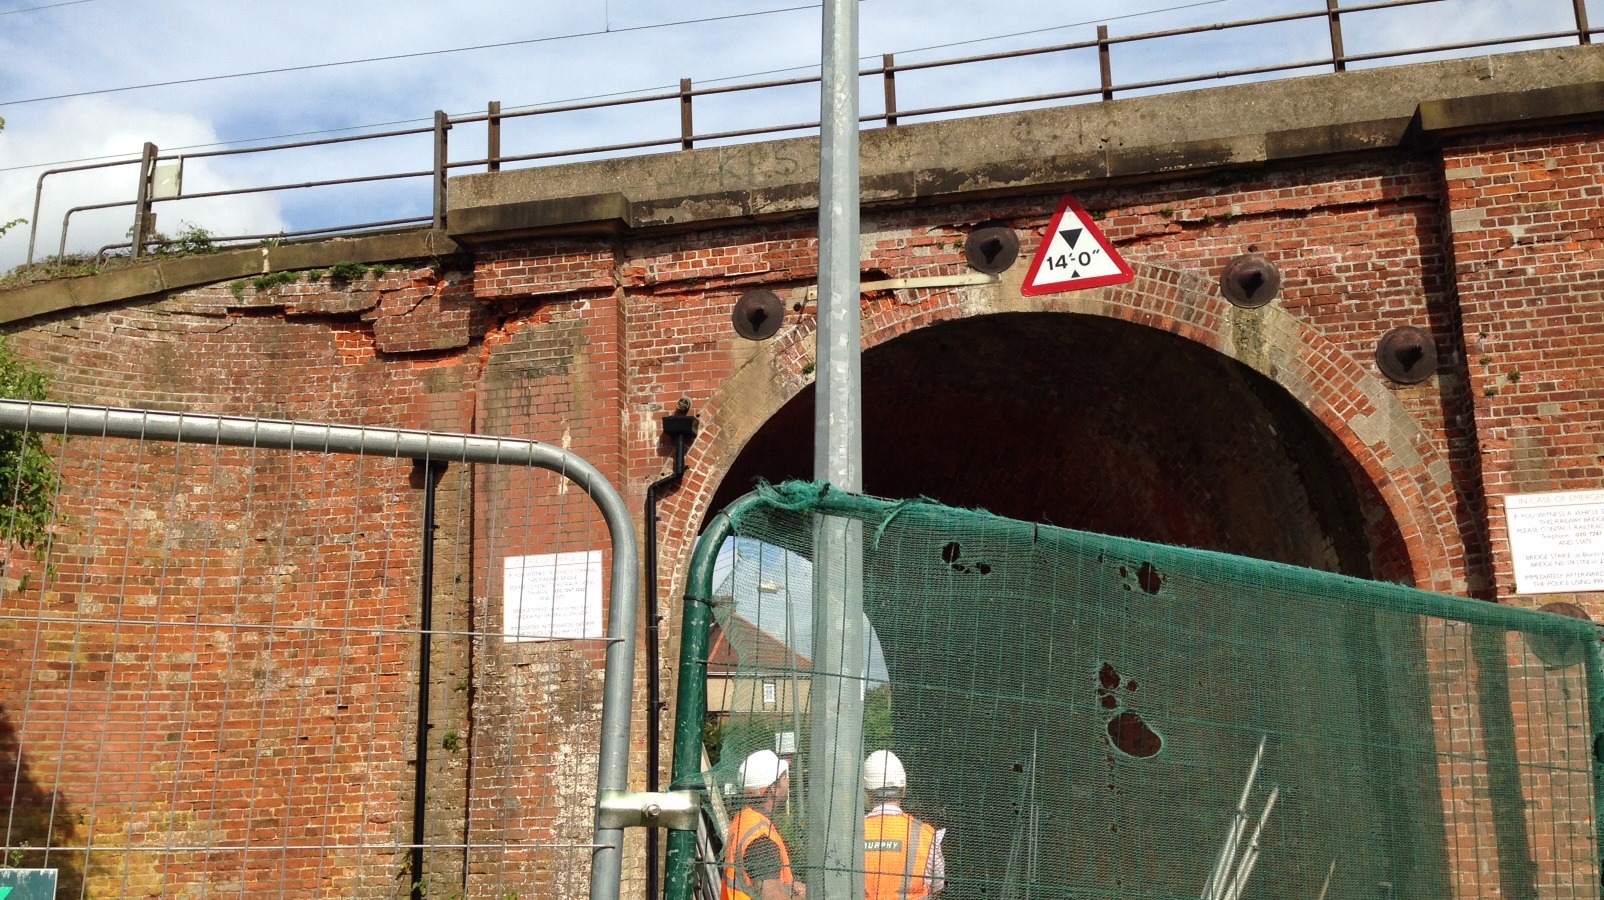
[686,482,1603,900]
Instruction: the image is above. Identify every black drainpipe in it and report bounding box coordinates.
[647,402,697,900]
[412,459,444,900]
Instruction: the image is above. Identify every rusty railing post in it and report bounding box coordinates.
[883,53,898,126]
[679,78,694,150]
[129,142,157,259]
[1575,0,1593,44]
[1328,0,1347,71]
[432,110,450,230]
[1097,26,1114,101]
[487,101,502,173]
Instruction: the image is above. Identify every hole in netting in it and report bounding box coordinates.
[940,541,962,564]
[1106,711,1162,758]
[1098,662,1120,691]
[1136,562,1162,594]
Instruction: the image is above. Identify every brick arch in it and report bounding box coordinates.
[674,259,1460,594]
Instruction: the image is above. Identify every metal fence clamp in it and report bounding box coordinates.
[596,790,703,832]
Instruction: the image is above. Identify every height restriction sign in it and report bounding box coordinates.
[1021,195,1133,295]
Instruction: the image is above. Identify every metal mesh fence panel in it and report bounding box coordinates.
[685,482,1602,900]
[0,402,635,900]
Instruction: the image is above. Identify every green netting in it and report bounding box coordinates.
[675,482,1603,900]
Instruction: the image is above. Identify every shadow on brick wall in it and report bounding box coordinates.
[0,705,86,895]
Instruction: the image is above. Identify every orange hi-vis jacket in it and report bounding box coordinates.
[863,808,938,900]
[723,807,795,900]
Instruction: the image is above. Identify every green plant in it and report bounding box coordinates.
[0,254,100,291]
[442,731,462,752]
[0,120,18,243]
[702,715,727,766]
[156,222,217,256]
[801,361,816,375]
[370,263,389,278]
[134,221,216,257]
[251,272,298,293]
[329,261,369,282]
[304,269,325,282]
[1506,369,1522,383]
[0,339,59,553]
[1485,385,1500,397]
[230,280,247,299]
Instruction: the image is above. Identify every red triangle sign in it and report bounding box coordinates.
[1021,195,1133,296]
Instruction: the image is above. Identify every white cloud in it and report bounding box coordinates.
[0,98,285,272]
[0,0,1586,275]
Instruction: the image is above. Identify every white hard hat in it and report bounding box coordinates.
[739,749,790,792]
[864,750,907,792]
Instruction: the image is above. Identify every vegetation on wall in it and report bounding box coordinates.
[0,118,22,243]
[0,338,59,552]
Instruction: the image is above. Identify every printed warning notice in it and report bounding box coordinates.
[503,550,604,641]
[1505,490,1604,594]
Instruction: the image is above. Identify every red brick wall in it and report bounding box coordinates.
[1,120,1601,896]
[1444,126,1604,601]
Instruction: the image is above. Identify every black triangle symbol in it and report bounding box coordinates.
[1060,228,1082,248]
[1071,271,1081,278]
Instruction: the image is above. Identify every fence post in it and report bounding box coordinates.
[661,508,742,900]
[129,142,157,259]
[1097,26,1113,101]
[1328,0,1347,72]
[680,78,694,150]
[432,110,450,230]
[1575,0,1593,44]
[487,101,501,173]
[883,53,898,126]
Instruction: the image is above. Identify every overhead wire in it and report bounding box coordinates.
[0,0,100,15]
[0,2,825,108]
[0,0,1236,174]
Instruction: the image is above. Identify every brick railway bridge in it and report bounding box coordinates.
[3,41,1604,899]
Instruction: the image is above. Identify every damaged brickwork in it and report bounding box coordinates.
[1,44,1603,898]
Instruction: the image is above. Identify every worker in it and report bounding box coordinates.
[863,749,946,900]
[724,749,806,900]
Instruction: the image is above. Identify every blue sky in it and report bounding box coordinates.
[0,0,1592,271]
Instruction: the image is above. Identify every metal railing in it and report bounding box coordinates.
[20,0,1598,266]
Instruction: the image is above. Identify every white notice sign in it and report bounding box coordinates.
[1505,490,1604,594]
[504,550,604,641]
